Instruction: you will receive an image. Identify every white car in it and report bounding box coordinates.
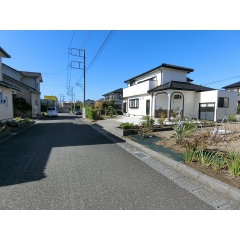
[46,107,58,117]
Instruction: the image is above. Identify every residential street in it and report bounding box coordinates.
[0,113,215,210]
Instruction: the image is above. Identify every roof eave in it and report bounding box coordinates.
[0,47,11,58]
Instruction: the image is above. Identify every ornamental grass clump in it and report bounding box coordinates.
[226,150,240,177]
[171,121,197,143]
[182,148,197,162]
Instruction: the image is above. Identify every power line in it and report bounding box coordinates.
[66,30,76,88]
[42,67,68,74]
[87,30,116,72]
[202,75,240,86]
[76,30,117,84]
[80,30,93,49]
[69,30,76,48]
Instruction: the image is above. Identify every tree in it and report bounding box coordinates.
[13,97,32,116]
[102,101,114,115]
[94,101,103,116]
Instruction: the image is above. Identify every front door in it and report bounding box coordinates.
[123,102,127,113]
[146,100,150,115]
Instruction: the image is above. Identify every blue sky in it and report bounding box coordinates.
[1,30,240,103]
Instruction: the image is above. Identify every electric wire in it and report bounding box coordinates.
[66,30,76,88]
[202,75,240,87]
[80,30,93,49]
[76,30,117,85]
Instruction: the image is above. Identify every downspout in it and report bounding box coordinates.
[151,92,153,118]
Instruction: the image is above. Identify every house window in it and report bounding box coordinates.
[174,94,182,99]
[218,97,229,108]
[5,96,8,107]
[130,80,135,86]
[129,99,139,108]
[0,92,2,103]
[117,94,122,99]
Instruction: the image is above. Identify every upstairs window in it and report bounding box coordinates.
[0,92,2,103]
[129,99,139,108]
[218,97,229,108]
[117,94,122,99]
[130,80,135,86]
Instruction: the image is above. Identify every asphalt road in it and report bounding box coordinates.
[0,113,214,209]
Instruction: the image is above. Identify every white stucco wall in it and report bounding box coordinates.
[217,90,238,120]
[155,93,168,110]
[194,90,237,121]
[0,88,14,121]
[182,91,198,117]
[123,80,158,98]
[124,94,152,117]
[162,68,188,85]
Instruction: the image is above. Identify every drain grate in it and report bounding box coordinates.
[134,152,148,158]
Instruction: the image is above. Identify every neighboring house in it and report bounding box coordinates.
[96,98,104,102]
[122,63,238,122]
[61,101,72,111]
[2,63,43,118]
[222,81,240,105]
[85,99,95,106]
[102,88,123,109]
[0,47,21,122]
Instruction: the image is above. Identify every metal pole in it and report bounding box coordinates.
[83,49,86,107]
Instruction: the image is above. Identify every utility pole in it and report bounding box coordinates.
[83,50,86,108]
[68,47,86,118]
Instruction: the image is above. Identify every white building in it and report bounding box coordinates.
[122,63,238,121]
[0,47,20,122]
[2,63,43,118]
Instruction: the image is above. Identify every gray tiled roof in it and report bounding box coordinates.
[3,74,38,93]
[0,81,20,91]
[0,47,11,58]
[103,88,123,96]
[19,71,41,78]
[222,81,240,89]
[148,81,215,93]
[124,63,194,83]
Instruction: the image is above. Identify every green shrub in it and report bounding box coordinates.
[86,106,97,120]
[237,105,240,114]
[119,122,135,129]
[227,114,237,122]
[107,106,114,117]
[114,109,123,115]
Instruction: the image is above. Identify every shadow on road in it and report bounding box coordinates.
[0,120,124,187]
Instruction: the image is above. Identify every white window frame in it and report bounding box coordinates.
[129,99,139,108]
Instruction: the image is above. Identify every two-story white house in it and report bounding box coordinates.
[2,63,43,118]
[0,47,21,122]
[102,88,123,109]
[123,63,238,122]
